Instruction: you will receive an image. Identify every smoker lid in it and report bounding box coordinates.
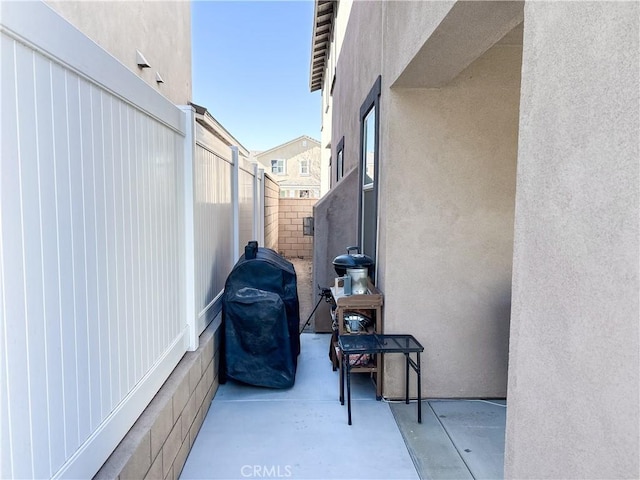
[332,246,375,271]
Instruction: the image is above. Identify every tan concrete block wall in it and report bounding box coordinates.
[278,198,316,259]
[94,321,221,480]
[264,174,280,252]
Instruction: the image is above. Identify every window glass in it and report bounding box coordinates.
[271,159,285,175]
[300,159,309,175]
[362,109,375,187]
[359,76,381,269]
[336,137,345,182]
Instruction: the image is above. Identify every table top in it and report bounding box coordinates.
[330,281,383,307]
[338,334,424,354]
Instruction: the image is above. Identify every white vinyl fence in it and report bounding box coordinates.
[184,120,263,342]
[238,157,260,251]
[1,3,264,478]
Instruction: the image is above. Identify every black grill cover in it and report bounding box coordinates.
[221,243,300,388]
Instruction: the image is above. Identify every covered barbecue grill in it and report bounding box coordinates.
[220,242,300,388]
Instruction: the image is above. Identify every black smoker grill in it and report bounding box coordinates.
[220,242,300,388]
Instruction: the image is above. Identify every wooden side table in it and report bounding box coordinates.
[330,281,384,399]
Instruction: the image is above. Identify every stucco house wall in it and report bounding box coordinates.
[314,0,639,477]
[312,169,359,332]
[46,0,192,105]
[382,39,521,398]
[330,1,383,182]
[505,2,639,478]
[317,0,354,195]
[328,0,519,398]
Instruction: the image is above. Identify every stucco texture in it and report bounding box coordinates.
[46,0,192,105]
[330,0,384,180]
[327,0,521,398]
[312,169,359,332]
[505,2,640,478]
[382,42,521,398]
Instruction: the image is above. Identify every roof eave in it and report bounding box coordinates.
[308,0,335,92]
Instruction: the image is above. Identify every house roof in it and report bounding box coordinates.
[253,135,321,159]
[309,0,335,92]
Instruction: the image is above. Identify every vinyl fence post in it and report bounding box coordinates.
[253,163,260,244]
[231,146,240,261]
[258,168,265,246]
[179,105,198,351]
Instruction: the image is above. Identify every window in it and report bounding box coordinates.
[359,76,381,272]
[271,159,285,175]
[299,190,310,198]
[362,109,375,187]
[300,159,309,175]
[336,136,344,182]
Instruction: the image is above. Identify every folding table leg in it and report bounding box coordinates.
[346,355,352,425]
[405,353,410,404]
[417,352,422,423]
[340,353,344,405]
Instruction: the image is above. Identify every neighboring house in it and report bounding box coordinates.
[310,1,638,479]
[253,136,322,199]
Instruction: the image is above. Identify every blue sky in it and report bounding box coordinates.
[191,0,321,152]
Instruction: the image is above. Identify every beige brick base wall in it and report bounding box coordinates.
[278,198,316,259]
[94,320,221,480]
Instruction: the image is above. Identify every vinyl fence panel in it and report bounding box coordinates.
[238,157,257,251]
[1,3,187,478]
[193,134,234,335]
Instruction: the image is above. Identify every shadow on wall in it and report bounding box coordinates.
[311,169,360,332]
[493,284,512,389]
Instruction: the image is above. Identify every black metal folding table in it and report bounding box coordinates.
[338,333,424,425]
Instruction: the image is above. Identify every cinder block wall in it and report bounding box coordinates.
[278,198,316,259]
[264,174,279,252]
[94,320,221,480]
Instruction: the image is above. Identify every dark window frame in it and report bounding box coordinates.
[358,76,381,269]
[336,136,345,183]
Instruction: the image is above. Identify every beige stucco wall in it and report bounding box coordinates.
[330,1,384,180]
[315,0,383,333]
[327,0,520,397]
[46,0,192,105]
[312,169,359,332]
[320,0,354,194]
[382,42,521,398]
[505,2,639,478]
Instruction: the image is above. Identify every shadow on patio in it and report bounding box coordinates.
[180,334,505,480]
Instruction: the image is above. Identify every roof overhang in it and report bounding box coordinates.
[309,0,335,92]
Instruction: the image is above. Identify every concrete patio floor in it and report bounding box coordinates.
[180,333,506,480]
